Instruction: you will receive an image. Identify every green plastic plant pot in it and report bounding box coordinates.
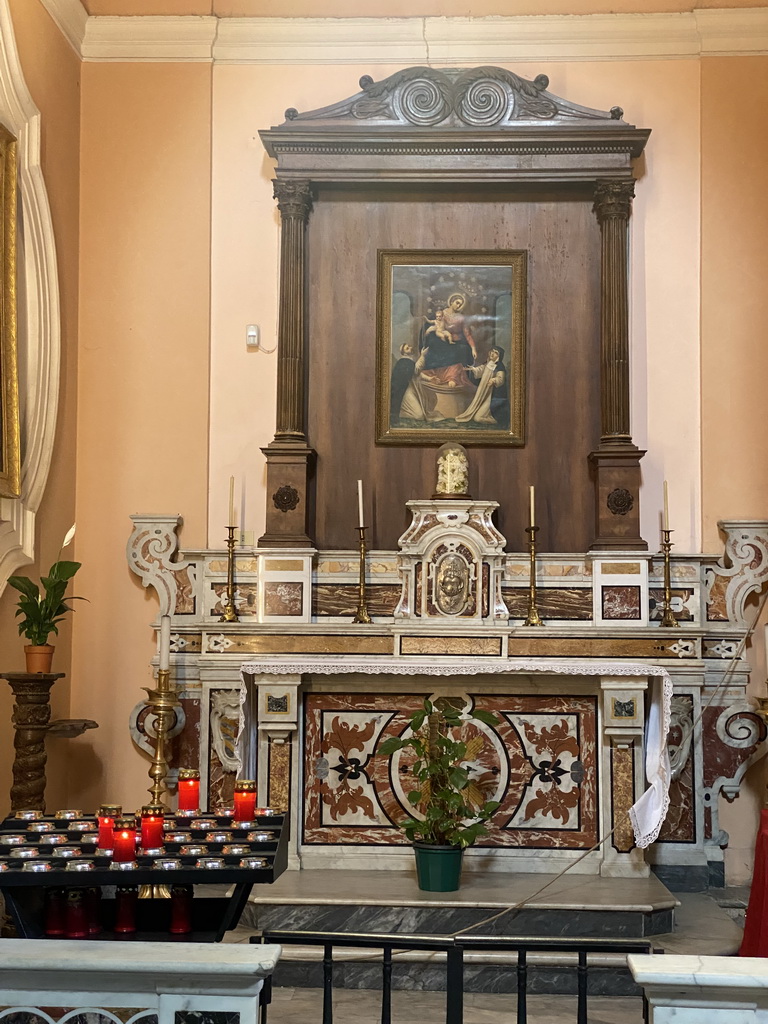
[413,842,464,892]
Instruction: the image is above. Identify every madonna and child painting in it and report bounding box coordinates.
[376,250,526,446]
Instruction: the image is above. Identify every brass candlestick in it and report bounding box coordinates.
[219,525,239,622]
[659,528,679,628]
[142,667,180,808]
[524,525,545,627]
[353,525,373,624]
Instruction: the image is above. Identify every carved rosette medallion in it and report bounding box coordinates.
[273,485,300,513]
[607,488,634,516]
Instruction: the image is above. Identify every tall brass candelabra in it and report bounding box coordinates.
[659,528,679,628]
[142,667,180,808]
[219,525,239,622]
[524,525,545,627]
[352,525,372,624]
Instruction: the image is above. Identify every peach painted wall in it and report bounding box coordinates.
[0,0,80,816]
[701,56,768,884]
[73,61,212,811]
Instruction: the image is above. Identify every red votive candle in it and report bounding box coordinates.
[233,779,257,822]
[97,803,122,850]
[140,805,165,850]
[177,768,200,812]
[112,817,137,862]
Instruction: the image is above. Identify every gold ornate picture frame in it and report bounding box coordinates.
[0,124,19,498]
[376,249,526,447]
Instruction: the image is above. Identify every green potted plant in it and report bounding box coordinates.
[379,698,500,892]
[7,524,83,672]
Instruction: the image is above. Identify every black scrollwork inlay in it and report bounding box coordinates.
[273,485,300,513]
[607,487,634,516]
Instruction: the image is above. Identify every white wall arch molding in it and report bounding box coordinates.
[0,0,61,586]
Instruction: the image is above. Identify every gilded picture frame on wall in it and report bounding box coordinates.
[376,249,526,447]
[0,123,19,498]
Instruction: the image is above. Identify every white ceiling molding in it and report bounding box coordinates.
[696,7,768,54]
[75,9,768,64]
[0,0,61,586]
[39,0,88,57]
[82,15,217,62]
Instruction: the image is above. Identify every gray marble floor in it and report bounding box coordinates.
[263,987,645,1023]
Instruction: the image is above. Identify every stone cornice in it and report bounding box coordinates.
[37,6,768,64]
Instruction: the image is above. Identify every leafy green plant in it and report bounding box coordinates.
[378,698,501,849]
[7,525,85,645]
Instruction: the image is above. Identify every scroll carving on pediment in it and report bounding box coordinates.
[704,520,768,626]
[282,65,627,130]
[127,513,197,616]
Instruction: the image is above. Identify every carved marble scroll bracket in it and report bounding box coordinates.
[127,513,197,617]
[704,520,768,626]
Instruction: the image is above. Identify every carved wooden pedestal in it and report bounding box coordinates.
[1,672,63,812]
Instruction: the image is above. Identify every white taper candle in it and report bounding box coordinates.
[357,479,364,529]
[529,485,535,529]
[159,614,171,672]
[663,480,669,531]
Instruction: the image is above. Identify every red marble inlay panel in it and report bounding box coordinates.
[601,585,641,620]
[303,693,598,849]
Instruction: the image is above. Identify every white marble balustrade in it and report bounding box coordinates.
[0,939,281,1024]
[629,954,768,1022]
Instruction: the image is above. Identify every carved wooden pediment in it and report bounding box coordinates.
[260,66,650,181]
[280,65,628,130]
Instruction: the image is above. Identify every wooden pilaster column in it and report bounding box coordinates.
[1,673,63,811]
[259,179,315,548]
[589,180,646,550]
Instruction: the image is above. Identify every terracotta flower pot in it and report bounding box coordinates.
[24,644,55,673]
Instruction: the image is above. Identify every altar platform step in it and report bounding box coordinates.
[233,872,743,995]
[242,869,678,939]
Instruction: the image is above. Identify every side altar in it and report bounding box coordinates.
[127,509,768,890]
[128,66,768,891]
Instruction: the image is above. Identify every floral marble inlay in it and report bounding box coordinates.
[210,582,258,617]
[304,693,598,849]
[649,588,696,622]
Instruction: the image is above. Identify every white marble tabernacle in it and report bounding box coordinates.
[0,939,281,1024]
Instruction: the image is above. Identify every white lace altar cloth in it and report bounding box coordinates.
[240,656,672,849]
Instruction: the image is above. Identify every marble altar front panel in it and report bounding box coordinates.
[303,692,598,850]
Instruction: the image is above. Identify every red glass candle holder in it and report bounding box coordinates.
[112,817,137,863]
[97,804,122,851]
[44,887,67,937]
[114,885,138,934]
[169,884,193,934]
[177,768,201,812]
[65,888,89,939]
[140,805,165,850]
[85,886,102,935]
[233,780,257,822]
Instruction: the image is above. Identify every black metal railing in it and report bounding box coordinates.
[254,930,660,1024]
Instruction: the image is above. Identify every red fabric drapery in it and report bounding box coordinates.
[740,808,768,956]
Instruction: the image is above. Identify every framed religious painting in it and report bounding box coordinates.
[0,124,19,498]
[376,249,526,446]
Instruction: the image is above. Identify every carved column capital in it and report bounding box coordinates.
[593,180,635,222]
[273,179,313,220]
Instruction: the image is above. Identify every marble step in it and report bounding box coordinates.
[243,869,678,939]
